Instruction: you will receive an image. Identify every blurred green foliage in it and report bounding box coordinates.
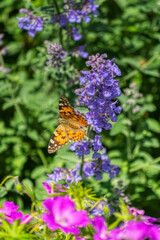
[0,0,160,216]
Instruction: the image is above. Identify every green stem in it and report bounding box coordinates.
[87,125,91,138]
[127,110,132,177]
[80,155,85,177]
[79,125,92,177]
[127,128,132,162]
[0,176,16,188]
[37,149,49,172]
[53,0,60,14]
[0,52,5,66]
[53,0,63,45]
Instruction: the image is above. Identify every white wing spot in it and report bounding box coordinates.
[50,139,54,144]
[48,146,51,149]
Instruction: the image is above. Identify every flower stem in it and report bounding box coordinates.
[53,0,63,45]
[80,155,84,177]
[127,110,132,177]
[0,176,16,188]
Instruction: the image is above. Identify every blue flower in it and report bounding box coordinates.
[78,46,88,58]
[59,14,67,27]
[83,162,96,178]
[70,141,91,156]
[72,28,82,41]
[68,10,77,23]
[94,135,103,151]
[91,201,105,216]
[17,10,43,37]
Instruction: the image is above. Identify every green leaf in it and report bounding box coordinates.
[141,69,160,77]
[75,106,88,115]
[31,166,46,179]
[22,179,36,202]
[110,115,127,136]
[146,118,160,133]
[143,138,159,148]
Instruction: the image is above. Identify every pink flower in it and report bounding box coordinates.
[0,201,32,225]
[42,196,90,235]
[108,221,160,240]
[127,206,145,217]
[128,206,158,224]
[92,216,108,240]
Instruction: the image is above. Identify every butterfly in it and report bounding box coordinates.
[48,96,88,153]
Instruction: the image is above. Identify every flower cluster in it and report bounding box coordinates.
[64,0,99,24]
[41,195,160,239]
[75,53,121,133]
[17,9,43,37]
[45,167,82,185]
[50,0,99,41]
[0,201,32,225]
[1,198,160,240]
[17,1,99,40]
[82,157,119,180]
[70,135,119,180]
[91,215,160,240]
[51,0,99,36]
[45,41,67,69]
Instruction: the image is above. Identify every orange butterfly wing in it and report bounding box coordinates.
[48,96,88,154]
[48,124,69,154]
[59,96,88,127]
[65,124,86,142]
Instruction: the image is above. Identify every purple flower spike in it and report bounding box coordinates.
[42,196,90,234]
[45,41,67,68]
[75,54,121,133]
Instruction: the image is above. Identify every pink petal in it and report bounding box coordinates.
[70,210,90,227]
[42,182,52,194]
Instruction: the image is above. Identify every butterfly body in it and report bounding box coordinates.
[48,96,88,154]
